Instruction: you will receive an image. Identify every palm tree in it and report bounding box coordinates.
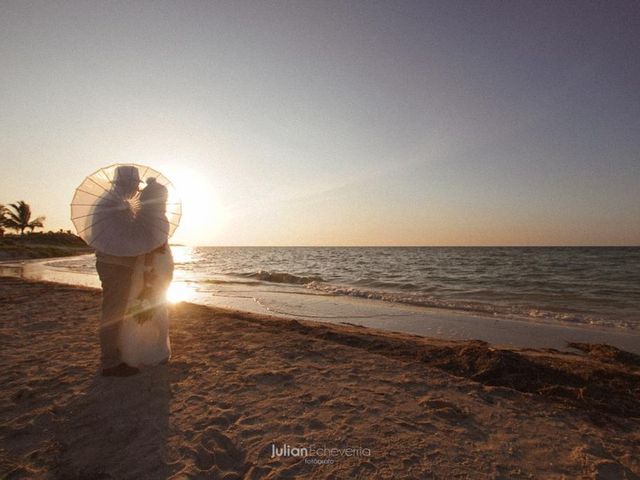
[0,204,7,234]
[4,201,45,235]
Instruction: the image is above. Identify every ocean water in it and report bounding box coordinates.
[47,246,640,331]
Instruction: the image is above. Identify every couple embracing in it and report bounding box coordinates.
[92,165,174,377]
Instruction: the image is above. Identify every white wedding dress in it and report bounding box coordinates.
[120,247,174,367]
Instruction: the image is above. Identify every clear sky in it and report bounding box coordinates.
[1,0,639,246]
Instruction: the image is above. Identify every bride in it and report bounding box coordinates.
[119,178,173,367]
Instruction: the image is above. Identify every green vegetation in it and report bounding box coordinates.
[1,201,45,234]
[0,201,92,260]
[0,231,93,260]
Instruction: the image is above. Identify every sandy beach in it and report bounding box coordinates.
[3,1,639,477]
[1,277,639,479]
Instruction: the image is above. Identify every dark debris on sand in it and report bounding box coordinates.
[281,320,640,419]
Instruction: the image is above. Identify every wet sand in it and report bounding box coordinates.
[3,255,639,356]
[1,277,639,479]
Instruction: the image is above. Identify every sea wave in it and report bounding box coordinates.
[39,249,639,331]
[236,270,325,285]
[304,281,637,330]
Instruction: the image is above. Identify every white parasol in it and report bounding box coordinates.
[70,163,181,256]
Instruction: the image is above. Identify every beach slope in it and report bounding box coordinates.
[1,278,638,479]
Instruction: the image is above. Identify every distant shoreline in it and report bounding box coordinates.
[0,244,93,261]
[0,231,93,261]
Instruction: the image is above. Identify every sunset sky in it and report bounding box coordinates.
[1,1,639,246]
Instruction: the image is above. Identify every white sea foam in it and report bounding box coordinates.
[32,246,640,331]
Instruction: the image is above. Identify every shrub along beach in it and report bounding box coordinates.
[0,231,93,260]
[0,201,92,260]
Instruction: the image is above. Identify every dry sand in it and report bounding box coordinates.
[1,277,639,479]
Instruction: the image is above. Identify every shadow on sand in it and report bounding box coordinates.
[52,363,188,479]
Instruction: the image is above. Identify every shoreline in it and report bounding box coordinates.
[2,253,640,355]
[0,232,93,261]
[1,277,638,478]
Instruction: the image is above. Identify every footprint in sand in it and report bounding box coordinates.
[306,418,326,430]
[237,414,264,426]
[193,427,248,477]
[244,372,295,385]
[418,398,468,420]
[418,397,488,440]
[193,409,239,430]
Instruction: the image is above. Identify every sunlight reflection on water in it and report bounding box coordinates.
[166,281,197,304]
[169,245,195,264]
[166,245,199,303]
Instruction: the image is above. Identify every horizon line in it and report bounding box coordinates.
[171,244,640,248]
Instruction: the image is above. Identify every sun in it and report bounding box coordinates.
[158,165,226,245]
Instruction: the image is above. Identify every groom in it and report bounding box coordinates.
[95,165,141,377]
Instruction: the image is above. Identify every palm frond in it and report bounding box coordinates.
[4,201,44,233]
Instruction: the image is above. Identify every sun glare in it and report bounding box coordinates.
[166,281,196,304]
[159,165,226,245]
